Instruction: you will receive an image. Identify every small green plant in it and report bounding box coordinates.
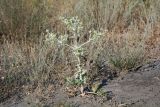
[109,52,143,70]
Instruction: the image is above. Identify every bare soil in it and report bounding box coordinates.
[1,60,160,107]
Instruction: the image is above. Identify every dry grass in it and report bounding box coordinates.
[0,34,61,102]
[0,0,53,41]
[101,27,146,70]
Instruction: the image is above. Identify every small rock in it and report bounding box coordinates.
[118,103,128,107]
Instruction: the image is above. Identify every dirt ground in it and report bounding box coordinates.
[1,60,160,107]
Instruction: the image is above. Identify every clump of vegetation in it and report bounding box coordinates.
[101,28,147,70]
[59,16,103,92]
[0,31,61,102]
[0,16,103,101]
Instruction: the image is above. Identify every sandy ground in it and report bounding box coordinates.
[1,60,160,107]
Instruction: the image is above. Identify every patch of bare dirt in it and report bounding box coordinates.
[104,60,160,107]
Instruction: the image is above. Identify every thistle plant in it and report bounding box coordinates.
[44,29,68,60]
[44,16,103,94]
[59,16,103,90]
[45,30,57,46]
[45,29,68,46]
